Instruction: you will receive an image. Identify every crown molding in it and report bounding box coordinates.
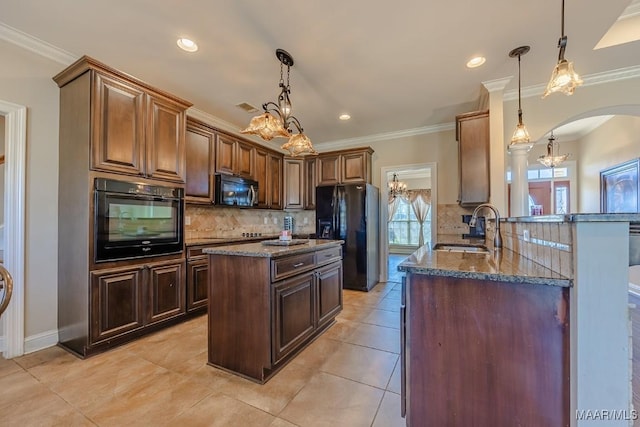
[0,22,77,65]
[482,77,513,92]
[621,1,640,19]
[186,108,242,134]
[318,122,456,150]
[504,64,640,101]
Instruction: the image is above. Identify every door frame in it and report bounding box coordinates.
[1,99,26,358]
[379,162,438,283]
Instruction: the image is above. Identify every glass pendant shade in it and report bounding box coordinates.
[241,112,290,141]
[543,59,583,98]
[281,133,317,157]
[511,122,531,145]
[537,133,569,168]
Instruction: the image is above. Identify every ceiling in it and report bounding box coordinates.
[1,0,639,150]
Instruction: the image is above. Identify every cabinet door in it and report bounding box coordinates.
[284,158,305,210]
[341,151,368,184]
[316,261,343,327]
[185,121,215,204]
[304,156,317,210]
[146,95,186,183]
[187,259,208,312]
[236,141,254,178]
[92,73,146,176]
[215,134,236,175]
[254,148,269,208]
[456,111,490,206]
[146,260,185,324]
[90,266,144,343]
[317,154,341,186]
[272,272,316,362]
[269,153,283,210]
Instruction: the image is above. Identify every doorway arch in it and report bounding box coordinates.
[1,99,26,358]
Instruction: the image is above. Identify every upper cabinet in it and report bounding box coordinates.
[54,56,191,184]
[284,157,305,210]
[185,118,215,204]
[456,110,490,206]
[317,147,373,186]
[215,133,254,179]
[254,147,283,210]
[304,156,317,210]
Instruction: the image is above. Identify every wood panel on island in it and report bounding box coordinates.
[54,56,193,357]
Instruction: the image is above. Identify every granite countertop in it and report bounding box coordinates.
[398,236,571,287]
[202,239,343,258]
[186,234,313,246]
[504,213,640,223]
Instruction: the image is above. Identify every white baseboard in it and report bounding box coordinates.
[24,329,58,354]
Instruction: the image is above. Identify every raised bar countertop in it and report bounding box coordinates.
[504,212,640,223]
[202,239,343,258]
[398,235,571,287]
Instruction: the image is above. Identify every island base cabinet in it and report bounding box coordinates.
[272,272,316,362]
[317,262,343,327]
[404,273,570,427]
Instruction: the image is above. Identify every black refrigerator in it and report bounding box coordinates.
[316,184,379,291]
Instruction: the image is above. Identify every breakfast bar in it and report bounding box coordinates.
[203,239,343,383]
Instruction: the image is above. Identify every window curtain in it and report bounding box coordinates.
[407,189,432,247]
[387,194,403,223]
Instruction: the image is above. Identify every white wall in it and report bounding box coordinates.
[0,40,60,342]
[1,115,5,227]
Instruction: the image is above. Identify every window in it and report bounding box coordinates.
[388,198,431,247]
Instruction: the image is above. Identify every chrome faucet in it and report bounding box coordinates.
[469,204,502,249]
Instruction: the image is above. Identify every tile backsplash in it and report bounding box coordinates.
[185,206,316,239]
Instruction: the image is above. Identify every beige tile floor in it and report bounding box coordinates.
[0,269,406,426]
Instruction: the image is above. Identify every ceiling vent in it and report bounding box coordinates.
[236,102,259,113]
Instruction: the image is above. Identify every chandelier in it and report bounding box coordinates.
[537,131,569,168]
[389,173,408,199]
[543,0,583,97]
[509,46,531,145]
[241,49,317,157]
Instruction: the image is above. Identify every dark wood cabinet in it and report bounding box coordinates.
[272,272,316,362]
[253,148,283,209]
[90,266,144,344]
[402,273,569,426]
[304,156,317,210]
[54,56,193,358]
[316,261,343,327]
[88,66,188,183]
[284,157,305,210]
[317,147,373,186]
[269,153,283,209]
[254,148,269,207]
[215,133,254,179]
[187,259,208,312]
[89,258,186,346]
[456,110,490,206]
[185,119,215,204]
[146,260,185,324]
[208,242,343,383]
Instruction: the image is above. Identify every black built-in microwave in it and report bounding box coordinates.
[214,174,258,207]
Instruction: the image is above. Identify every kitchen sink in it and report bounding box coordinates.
[432,243,489,254]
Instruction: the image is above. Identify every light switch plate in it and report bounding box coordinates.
[185,216,191,226]
[523,229,530,242]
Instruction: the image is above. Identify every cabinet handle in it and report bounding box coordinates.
[293,262,304,268]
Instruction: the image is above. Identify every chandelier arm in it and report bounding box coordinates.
[262,102,284,118]
[287,115,305,133]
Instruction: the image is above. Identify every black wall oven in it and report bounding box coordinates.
[94,178,184,262]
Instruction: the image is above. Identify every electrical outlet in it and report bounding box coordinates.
[185,216,191,226]
[263,217,268,225]
[523,229,530,242]
[303,217,308,225]
[273,217,278,225]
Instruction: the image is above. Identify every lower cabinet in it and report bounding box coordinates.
[89,258,186,347]
[316,262,343,327]
[186,258,208,312]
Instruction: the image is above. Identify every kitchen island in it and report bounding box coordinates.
[203,239,343,383]
[399,213,637,426]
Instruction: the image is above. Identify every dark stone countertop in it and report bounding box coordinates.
[202,239,343,258]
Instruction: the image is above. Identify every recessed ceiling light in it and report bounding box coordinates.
[177,38,198,53]
[339,114,351,121]
[466,56,486,68]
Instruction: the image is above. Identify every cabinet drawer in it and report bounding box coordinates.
[271,253,316,281]
[315,246,342,266]
[187,246,205,259]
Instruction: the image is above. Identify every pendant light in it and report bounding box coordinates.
[242,49,317,156]
[509,46,531,145]
[388,173,408,199]
[537,131,570,168]
[543,0,583,97]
